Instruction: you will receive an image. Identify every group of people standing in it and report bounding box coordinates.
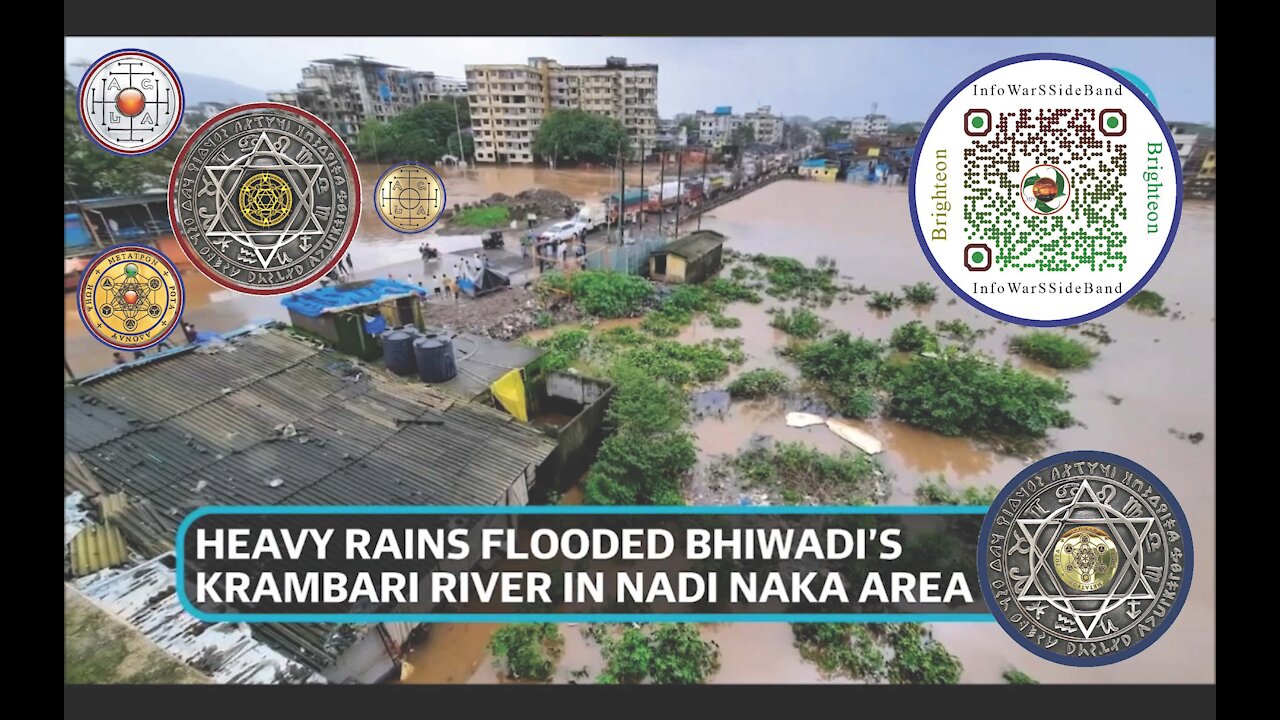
[407,250,495,303]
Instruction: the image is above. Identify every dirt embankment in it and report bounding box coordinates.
[438,189,577,236]
[423,285,581,341]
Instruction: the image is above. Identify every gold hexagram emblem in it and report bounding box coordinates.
[238,172,293,228]
[1053,526,1119,592]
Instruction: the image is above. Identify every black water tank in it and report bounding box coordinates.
[383,330,418,377]
[414,334,457,383]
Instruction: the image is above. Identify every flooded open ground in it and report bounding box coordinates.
[64,169,1214,684]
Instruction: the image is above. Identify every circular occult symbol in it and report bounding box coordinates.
[238,173,294,228]
[169,103,360,295]
[374,162,447,234]
[77,244,184,351]
[978,451,1193,666]
[1053,526,1119,591]
[910,53,1183,327]
[77,49,184,156]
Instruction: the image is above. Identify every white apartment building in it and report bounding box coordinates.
[268,56,468,144]
[696,108,740,149]
[744,105,783,146]
[465,60,550,164]
[467,56,659,164]
[1167,123,1201,170]
[849,112,890,137]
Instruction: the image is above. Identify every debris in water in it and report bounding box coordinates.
[825,418,883,454]
[275,423,298,438]
[1168,428,1205,445]
[267,477,284,488]
[692,389,731,419]
[785,412,826,428]
[1107,395,1123,405]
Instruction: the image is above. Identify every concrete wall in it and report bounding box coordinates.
[322,630,397,685]
[537,372,615,490]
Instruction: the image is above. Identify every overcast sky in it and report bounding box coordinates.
[64,37,1215,123]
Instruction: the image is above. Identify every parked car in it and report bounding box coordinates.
[538,221,584,243]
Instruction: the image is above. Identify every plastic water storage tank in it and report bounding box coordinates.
[382,329,419,377]
[414,333,457,383]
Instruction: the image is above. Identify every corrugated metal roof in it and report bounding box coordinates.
[655,230,728,260]
[74,555,326,684]
[64,326,560,677]
[65,327,557,525]
[69,522,128,576]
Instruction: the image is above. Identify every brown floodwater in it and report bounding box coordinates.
[688,182,1216,684]
[65,171,1213,685]
[405,180,1215,685]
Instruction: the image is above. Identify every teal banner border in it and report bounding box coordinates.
[176,505,996,624]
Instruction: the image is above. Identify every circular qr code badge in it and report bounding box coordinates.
[911,53,1182,326]
[77,49,184,156]
[978,451,1193,666]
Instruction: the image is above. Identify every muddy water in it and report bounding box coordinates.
[404,181,1214,686]
[690,181,1216,684]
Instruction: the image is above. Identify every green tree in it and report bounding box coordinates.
[597,625,719,685]
[820,124,847,145]
[63,81,178,199]
[355,99,471,163]
[729,124,756,149]
[889,122,922,135]
[488,623,563,681]
[532,110,630,165]
[583,364,695,506]
[783,122,808,148]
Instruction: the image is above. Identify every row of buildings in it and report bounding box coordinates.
[267,54,660,164]
[463,56,658,164]
[684,105,784,149]
[267,55,468,143]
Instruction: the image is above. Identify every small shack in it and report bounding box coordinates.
[648,230,727,284]
[281,279,427,360]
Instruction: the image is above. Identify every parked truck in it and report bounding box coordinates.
[644,181,684,212]
[572,202,608,234]
[606,189,648,225]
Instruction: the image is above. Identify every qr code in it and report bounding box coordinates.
[962,109,1128,272]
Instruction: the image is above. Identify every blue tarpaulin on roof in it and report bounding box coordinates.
[714,106,732,115]
[280,279,426,318]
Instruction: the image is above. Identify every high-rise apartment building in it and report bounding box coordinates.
[466,56,658,164]
[268,56,466,144]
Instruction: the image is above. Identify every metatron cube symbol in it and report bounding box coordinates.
[965,109,992,136]
[965,243,992,271]
[1099,109,1127,136]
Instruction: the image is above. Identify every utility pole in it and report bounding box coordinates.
[452,95,467,168]
[657,150,667,235]
[638,139,645,230]
[698,145,709,231]
[674,149,684,238]
[618,141,626,244]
